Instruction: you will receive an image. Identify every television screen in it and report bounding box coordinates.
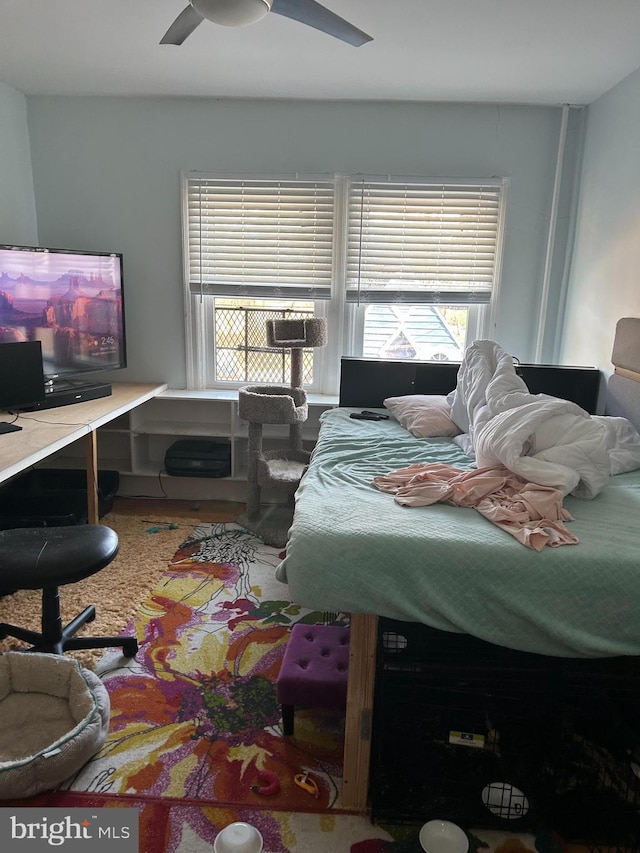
[0,244,126,382]
[0,340,46,412]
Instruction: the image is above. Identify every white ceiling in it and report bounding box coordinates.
[2,0,640,104]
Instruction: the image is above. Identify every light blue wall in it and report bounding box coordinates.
[26,97,568,388]
[561,67,640,373]
[0,83,37,245]
[6,81,639,389]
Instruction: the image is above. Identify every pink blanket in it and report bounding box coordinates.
[372,463,578,551]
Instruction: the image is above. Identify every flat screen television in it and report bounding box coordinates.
[0,340,46,432]
[0,244,126,389]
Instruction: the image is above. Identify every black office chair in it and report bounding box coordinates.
[0,525,138,657]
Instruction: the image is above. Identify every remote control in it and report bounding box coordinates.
[350,412,385,420]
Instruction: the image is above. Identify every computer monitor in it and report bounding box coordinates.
[0,244,126,388]
[0,340,46,433]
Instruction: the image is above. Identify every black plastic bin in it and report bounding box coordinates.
[0,469,119,528]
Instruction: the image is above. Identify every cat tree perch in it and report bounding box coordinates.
[237,317,327,547]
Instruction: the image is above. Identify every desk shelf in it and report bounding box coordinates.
[67,389,337,502]
[135,420,233,438]
[0,383,337,512]
[0,383,167,521]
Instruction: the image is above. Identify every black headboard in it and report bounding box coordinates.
[339,357,602,414]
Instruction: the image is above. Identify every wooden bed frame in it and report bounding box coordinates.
[336,356,604,811]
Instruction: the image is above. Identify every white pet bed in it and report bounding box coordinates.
[0,651,110,798]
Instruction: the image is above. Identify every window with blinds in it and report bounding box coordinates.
[345,179,503,304]
[186,175,337,301]
[182,172,506,389]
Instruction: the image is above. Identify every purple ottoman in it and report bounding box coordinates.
[276,623,350,736]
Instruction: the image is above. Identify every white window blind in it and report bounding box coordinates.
[186,174,336,300]
[346,179,503,304]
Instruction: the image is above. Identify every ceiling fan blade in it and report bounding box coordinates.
[271,0,372,46]
[160,5,205,45]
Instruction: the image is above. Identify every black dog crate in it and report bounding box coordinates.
[377,618,640,691]
[370,618,640,851]
[0,468,119,528]
[544,703,640,852]
[370,676,559,832]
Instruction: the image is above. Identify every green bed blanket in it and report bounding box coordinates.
[276,407,640,657]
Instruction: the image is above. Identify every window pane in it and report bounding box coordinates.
[362,305,467,362]
[214,298,316,384]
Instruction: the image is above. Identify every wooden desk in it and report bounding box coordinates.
[0,382,167,523]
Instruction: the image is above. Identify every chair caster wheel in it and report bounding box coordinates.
[122,640,138,658]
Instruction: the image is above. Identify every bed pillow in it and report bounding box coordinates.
[383,395,462,438]
[593,415,640,474]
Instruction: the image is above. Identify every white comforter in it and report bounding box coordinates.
[448,340,640,498]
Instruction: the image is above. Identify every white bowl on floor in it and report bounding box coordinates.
[419,820,469,853]
[213,822,263,853]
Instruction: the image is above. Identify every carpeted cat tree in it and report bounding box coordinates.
[237,317,327,547]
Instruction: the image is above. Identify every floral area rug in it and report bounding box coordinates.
[2,521,596,852]
[62,522,352,815]
[6,791,391,853]
[351,828,587,853]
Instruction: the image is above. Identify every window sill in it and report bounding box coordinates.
[158,388,339,407]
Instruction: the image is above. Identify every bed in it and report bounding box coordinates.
[275,318,640,816]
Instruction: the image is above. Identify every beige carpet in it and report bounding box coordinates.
[0,507,211,669]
